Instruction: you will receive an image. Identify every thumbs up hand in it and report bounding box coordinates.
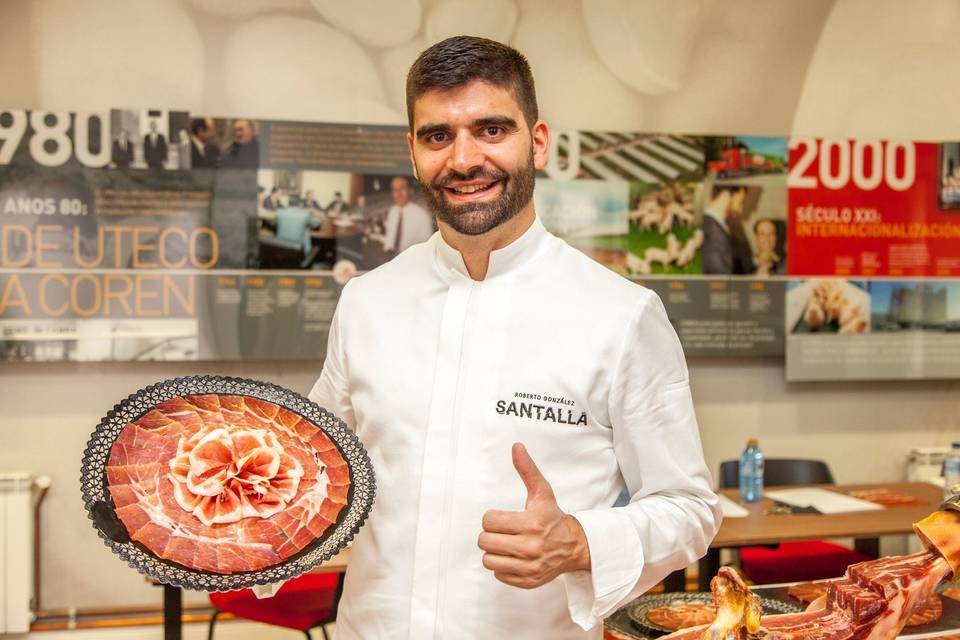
[478,443,592,589]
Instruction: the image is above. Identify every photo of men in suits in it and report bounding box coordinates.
[143,121,168,169]
[111,129,134,168]
[702,184,759,275]
[189,117,220,169]
[221,119,260,169]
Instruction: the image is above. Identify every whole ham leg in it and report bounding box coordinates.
[664,507,960,640]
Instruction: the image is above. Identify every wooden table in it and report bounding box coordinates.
[687,481,943,592]
[310,218,364,239]
[160,549,350,640]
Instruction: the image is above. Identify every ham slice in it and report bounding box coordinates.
[646,603,718,631]
[787,581,831,605]
[106,394,350,574]
[664,509,960,640]
[905,593,943,627]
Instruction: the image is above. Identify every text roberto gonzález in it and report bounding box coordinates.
[495,392,588,426]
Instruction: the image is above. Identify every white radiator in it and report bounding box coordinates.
[1,472,34,634]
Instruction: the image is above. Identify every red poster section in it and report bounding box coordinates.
[787,139,960,276]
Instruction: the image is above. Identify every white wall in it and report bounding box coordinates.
[2,0,959,610]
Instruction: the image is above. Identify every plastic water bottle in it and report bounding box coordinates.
[944,442,960,500]
[739,438,765,503]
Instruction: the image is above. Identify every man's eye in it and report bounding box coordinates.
[428,132,447,144]
[484,126,503,137]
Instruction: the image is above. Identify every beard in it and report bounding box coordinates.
[417,149,535,236]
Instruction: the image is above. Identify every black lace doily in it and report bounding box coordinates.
[80,375,375,592]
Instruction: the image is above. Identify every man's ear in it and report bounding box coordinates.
[531,120,551,171]
[406,132,419,180]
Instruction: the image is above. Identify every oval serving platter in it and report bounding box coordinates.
[627,591,802,635]
[80,376,375,592]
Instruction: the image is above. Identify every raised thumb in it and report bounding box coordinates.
[512,442,554,508]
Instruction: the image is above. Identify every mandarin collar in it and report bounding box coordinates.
[433,216,552,282]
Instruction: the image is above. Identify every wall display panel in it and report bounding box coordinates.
[637,277,786,356]
[539,132,789,283]
[783,138,960,379]
[540,131,789,357]
[0,271,343,361]
[785,278,960,380]
[3,106,957,374]
[0,108,791,362]
[0,108,373,362]
[787,139,960,277]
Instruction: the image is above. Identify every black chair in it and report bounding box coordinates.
[258,235,321,269]
[719,458,873,584]
[718,458,834,490]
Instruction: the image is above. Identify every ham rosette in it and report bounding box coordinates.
[105,393,352,574]
[168,427,304,526]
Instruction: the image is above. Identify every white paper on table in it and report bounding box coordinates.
[764,488,884,514]
[718,493,749,518]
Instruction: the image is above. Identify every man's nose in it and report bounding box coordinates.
[448,132,484,176]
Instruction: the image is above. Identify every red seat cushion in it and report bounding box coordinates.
[740,541,874,584]
[210,572,340,631]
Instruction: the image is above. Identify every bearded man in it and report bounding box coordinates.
[309,35,720,640]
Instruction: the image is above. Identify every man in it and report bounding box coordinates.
[302,189,323,212]
[189,117,220,168]
[262,187,284,211]
[142,121,167,170]
[753,217,785,276]
[275,203,321,260]
[309,36,720,639]
[701,184,754,274]
[221,118,260,169]
[111,129,134,168]
[325,191,348,216]
[381,175,435,254]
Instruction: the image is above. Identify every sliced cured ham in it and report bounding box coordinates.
[105,394,351,574]
[664,508,960,640]
[905,593,942,627]
[646,603,717,630]
[786,581,830,605]
[848,488,927,507]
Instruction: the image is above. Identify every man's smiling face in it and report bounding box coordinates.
[407,80,548,236]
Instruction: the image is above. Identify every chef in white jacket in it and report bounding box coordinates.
[309,35,721,639]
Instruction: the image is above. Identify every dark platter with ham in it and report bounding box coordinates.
[80,376,375,592]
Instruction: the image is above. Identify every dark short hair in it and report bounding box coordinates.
[406,36,538,131]
[190,118,207,136]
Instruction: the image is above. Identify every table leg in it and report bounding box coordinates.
[854,537,880,558]
[698,548,720,592]
[163,584,182,640]
[662,568,686,592]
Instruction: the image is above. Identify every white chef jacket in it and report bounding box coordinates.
[309,216,721,640]
[382,201,435,253]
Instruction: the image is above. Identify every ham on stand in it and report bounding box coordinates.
[664,497,960,640]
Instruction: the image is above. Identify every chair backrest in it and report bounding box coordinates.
[718,458,835,489]
[258,234,304,269]
[276,206,311,250]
